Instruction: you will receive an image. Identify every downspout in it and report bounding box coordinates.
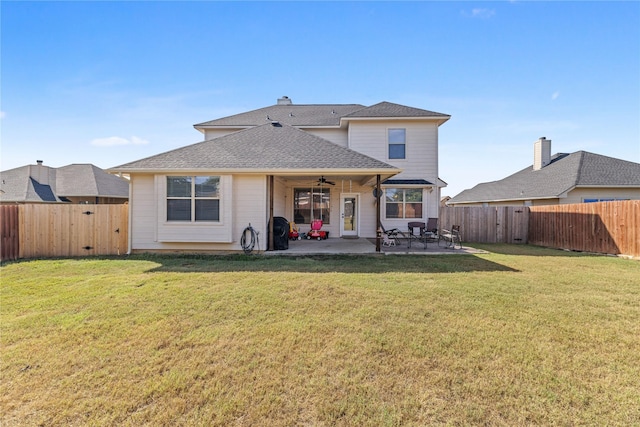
[376,174,381,253]
[126,176,133,255]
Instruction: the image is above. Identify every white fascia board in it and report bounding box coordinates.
[108,167,402,176]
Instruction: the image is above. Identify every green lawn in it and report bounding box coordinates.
[1,245,639,426]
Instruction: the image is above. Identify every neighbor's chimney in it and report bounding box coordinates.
[533,137,551,171]
[31,160,50,185]
[277,96,292,105]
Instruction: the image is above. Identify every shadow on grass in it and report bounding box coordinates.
[136,253,519,274]
[470,243,602,257]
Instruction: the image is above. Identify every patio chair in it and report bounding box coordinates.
[438,225,462,249]
[378,222,403,246]
[407,221,428,249]
[425,217,438,242]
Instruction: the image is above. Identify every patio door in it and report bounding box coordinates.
[340,194,359,237]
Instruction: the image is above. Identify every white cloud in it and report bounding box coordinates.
[130,136,149,145]
[464,8,496,19]
[91,136,149,147]
[551,91,560,100]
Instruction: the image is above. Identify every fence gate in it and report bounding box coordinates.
[19,204,128,259]
[439,206,529,244]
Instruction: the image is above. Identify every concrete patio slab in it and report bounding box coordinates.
[263,237,486,256]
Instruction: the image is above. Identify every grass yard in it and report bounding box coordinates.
[1,245,639,426]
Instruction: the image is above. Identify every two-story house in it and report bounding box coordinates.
[110,97,450,253]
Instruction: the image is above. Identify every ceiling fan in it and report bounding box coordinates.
[317,176,335,186]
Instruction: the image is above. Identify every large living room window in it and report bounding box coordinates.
[167,176,220,222]
[388,128,406,159]
[293,188,330,224]
[385,188,423,219]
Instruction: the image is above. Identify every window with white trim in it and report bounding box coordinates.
[388,128,406,159]
[385,188,423,219]
[167,176,220,222]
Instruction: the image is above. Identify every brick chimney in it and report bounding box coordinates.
[277,96,292,105]
[533,137,551,171]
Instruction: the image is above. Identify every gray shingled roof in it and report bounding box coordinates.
[449,151,640,203]
[1,165,61,202]
[112,122,399,173]
[0,164,129,203]
[344,101,450,119]
[194,101,450,128]
[195,104,365,128]
[56,164,130,198]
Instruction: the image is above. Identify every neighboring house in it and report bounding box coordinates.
[448,137,640,206]
[0,161,129,204]
[109,96,450,252]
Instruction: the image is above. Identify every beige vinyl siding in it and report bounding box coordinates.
[273,177,287,217]
[349,121,439,178]
[349,120,440,220]
[129,174,269,252]
[303,128,349,147]
[130,175,157,250]
[156,175,233,243]
[564,187,640,204]
[233,175,268,249]
[203,128,244,140]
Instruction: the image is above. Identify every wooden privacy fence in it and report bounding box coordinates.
[439,206,529,244]
[1,205,20,261]
[528,200,639,258]
[1,204,128,261]
[441,201,639,258]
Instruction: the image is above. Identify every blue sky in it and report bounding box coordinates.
[2,1,639,197]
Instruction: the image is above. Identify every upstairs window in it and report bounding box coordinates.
[385,188,423,219]
[388,128,406,159]
[167,176,220,222]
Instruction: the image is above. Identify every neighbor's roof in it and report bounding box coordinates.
[0,163,129,203]
[194,101,449,128]
[55,164,130,198]
[0,165,61,202]
[449,151,640,204]
[111,122,400,174]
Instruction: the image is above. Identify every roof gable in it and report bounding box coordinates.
[113,122,399,173]
[343,101,450,119]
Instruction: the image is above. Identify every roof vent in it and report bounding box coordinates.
[271,121,281,127]
[277,96,292,105]
[37,160,43,165]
